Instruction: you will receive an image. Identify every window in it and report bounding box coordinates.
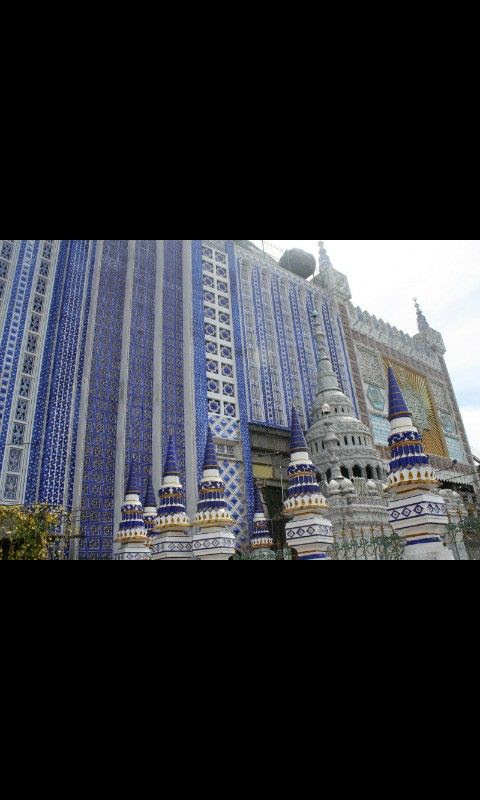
[22,355,35,375]
[12,423,25,445]
[4,474,18,501]
[33,295,44,313]
[26,334,38,354]
[30,314,41,333]
[7,448,22,472]
[36,277,47,295]
[15,400,28,421]
[19,377,31,397]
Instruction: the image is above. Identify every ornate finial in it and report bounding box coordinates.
[311,305,329,359]
[318,241,333,270]
[414,298,430,332]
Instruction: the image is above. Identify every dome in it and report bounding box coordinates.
[328,480,340,496]
[278,249,316,280]
[340,478,355,496]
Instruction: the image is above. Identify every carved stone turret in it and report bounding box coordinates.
[307,309,386,485]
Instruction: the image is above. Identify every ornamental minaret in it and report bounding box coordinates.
[307,308,386,484]
[150,436,192,561]
[250,484,276,560]
[114,460,151,561]
[192,427,236,560]
[283,408,334,560]
[386,367,453,560]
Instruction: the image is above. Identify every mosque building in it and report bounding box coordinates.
[0,239,477,559]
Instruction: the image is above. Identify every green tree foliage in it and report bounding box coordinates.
[0,504,72,561]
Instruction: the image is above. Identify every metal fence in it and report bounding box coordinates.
[328,530,405,561]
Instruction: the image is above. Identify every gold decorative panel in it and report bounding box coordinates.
[253,463,274,480]
[382,358,448,457]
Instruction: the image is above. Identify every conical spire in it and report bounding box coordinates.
[143,474,156,509]
[388,367,411,421]
[284,410,328,517]
[386,367,434,486]
[126,459,141,496]
[203,426,220,471]
[290,408,308,453]
[194,427,234,528]
[154,436,191,533]
[251,483,274,552]
[311,311,349,399]
[115,458,148,549]
[254,483,265,515]
[164,435,180,477]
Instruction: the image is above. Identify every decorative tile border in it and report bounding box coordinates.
[79,241,129,560]
[126,240,156,496]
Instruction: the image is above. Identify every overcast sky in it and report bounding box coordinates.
[254,240,480,454]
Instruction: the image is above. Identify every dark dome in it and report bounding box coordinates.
[278,249,316,280]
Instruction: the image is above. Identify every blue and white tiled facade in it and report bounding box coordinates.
[0,239,476,558]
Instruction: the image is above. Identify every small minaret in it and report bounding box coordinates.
[386,367,453,560]
[412,298,446,354]
[250,484,276,560]
[283,408,334,560]
[150,436,192,560]
[114,460,151,561]
[414,298,430,333]
[143,475,157,534]
[192,427,236,560]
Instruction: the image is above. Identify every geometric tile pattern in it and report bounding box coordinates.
[227,241,257,537]
[208,414,239,441]
[28,240,96,508]
[370,413,391,446]
[0,240,55,502]
[0,240,39,488]
[201,245,238,421]
[430,380,451,413]
[79,240,129,560]
[162,241,186,484]
[356,346,385,387]
[126,240,156,496]
[389,500,448,523]
[220,458,248,548]
[235,249,353,434]
[445,435,465,464]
